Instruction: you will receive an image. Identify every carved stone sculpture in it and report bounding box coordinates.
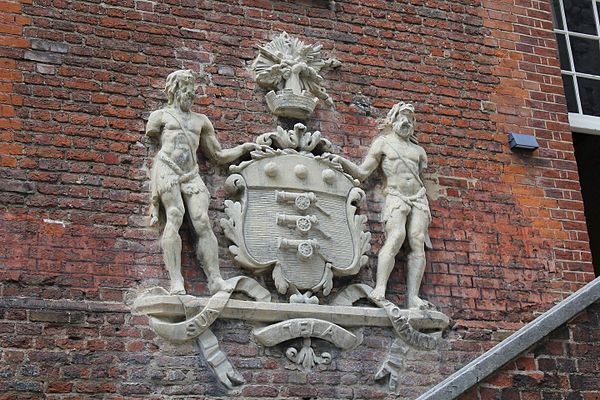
[146,69,256,295]
[335,102,434,309]
[134,40,449,394]
[221,123,371,303]
[251,32,341,119]
[136,116,448,393]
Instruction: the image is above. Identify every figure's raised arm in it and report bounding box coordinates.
[145,109,164,139]
[199,116,256,165]
[337,137,384,182]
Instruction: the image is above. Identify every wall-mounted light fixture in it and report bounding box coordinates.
[508,133,539,151]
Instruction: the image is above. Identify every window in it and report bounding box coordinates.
[552,0,600,134]
[572,133,600,275]
[552,0,600,274]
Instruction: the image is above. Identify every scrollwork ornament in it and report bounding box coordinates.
[285,338,332,371]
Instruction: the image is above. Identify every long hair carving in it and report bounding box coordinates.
[378,102,418,144]
[164,69,198,105]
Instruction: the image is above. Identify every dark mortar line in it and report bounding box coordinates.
[0,297,130,314]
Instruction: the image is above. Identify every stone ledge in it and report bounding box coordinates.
[132,294,450,331]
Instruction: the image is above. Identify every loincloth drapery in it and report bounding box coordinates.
[382,186,431,223]
[150,151,208,220]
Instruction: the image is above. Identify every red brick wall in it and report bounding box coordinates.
[461,301,600,400]
[0,0,594,398]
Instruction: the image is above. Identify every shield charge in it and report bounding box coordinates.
[242,155,356,290]
[221,126,371,297]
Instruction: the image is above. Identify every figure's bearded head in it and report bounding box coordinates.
[165,69,197,111]
[379,102,416,141]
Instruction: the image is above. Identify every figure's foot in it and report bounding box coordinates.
[368,286,387,303]
[169,283,186,295]
[408,296,436,311]
[208,277,234,294]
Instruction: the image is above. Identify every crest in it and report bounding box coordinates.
[251,32,341,119]
[133,43,451,395]
[220,123,371,300]
[134,122,450,393]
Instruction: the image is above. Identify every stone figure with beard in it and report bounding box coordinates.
[335,102,433,309]
[146,69,257,295]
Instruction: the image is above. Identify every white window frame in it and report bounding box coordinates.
[554,0,600,135]
[569,113,600,134]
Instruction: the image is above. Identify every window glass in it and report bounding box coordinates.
[572,132,600,276]
[578,77,600,116]
[562,74,579,113]
[556,34,571,71]
[564,0,598,35]
[552,0,564,29]
[570,37,600,75]
[552,0,600,124]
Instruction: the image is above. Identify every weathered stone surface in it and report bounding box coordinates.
[131,293,449,331]
[253,318,362,350]
[251,32,340,119]
[337,102,433,310]
[23,50,63,64]
[146,70,257,295]
[30,39,70,53]
[221,123,370,299]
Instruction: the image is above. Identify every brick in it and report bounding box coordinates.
[487,371,515,387]
[30,39,69,53]
[0,0,597,398]
[23,50,63,64]
[74,382,117,394]
[7,381,43,392]
[28,310,70,323]
[47,381,72,393]
[242,385,279,397]
[515,356,536,371]
[0,322,15,334]
[119,383,152,395]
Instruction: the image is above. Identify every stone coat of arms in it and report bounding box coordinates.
[221,123,370,301]
[133,33,450,394]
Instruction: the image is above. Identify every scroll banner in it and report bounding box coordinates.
[196,329,245,389]
[135,278,269,390]
[380,300,438,350]
[332,284,442,394]
[253,318,362,350]
[332,284,439,350]
[148,276,270,343]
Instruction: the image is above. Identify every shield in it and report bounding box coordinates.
[221,143,371,296]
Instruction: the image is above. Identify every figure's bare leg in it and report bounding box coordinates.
[406,210,431,309]
[160,188,186,294]
[184,190,233,294]
[369,210,408,302]
[198,227,233,294]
